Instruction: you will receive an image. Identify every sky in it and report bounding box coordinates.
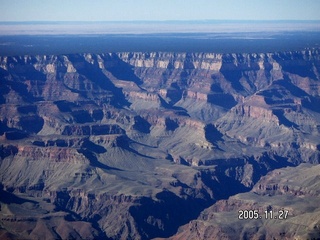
[1,0,320,22]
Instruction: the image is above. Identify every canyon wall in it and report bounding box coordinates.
[0,49,319,239]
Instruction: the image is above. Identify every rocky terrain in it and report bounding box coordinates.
[0,49,319,239]
[168,163,320,240]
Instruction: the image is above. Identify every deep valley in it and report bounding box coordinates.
[0,49,320,239]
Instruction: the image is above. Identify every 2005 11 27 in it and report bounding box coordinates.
[238,209,289,220]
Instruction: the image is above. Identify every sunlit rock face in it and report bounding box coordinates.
[169,164,320,240]
[0,49,319,239]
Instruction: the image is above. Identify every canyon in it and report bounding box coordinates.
[168,163,320,240]
[0,49,320,239]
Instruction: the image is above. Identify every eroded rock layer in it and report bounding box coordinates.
[169,164,320,240]
[0,50,319,239]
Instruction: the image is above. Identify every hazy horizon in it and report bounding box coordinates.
[0,20,319,35]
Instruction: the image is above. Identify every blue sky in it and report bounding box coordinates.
[1,0,320,21]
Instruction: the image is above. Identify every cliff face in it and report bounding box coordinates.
[0,49,320,239]
[170,164,320,240]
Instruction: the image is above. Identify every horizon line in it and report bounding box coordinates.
[1,20,320,24]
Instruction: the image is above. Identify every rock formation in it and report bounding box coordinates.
[0,49,319,239]
[169,164,320,240]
